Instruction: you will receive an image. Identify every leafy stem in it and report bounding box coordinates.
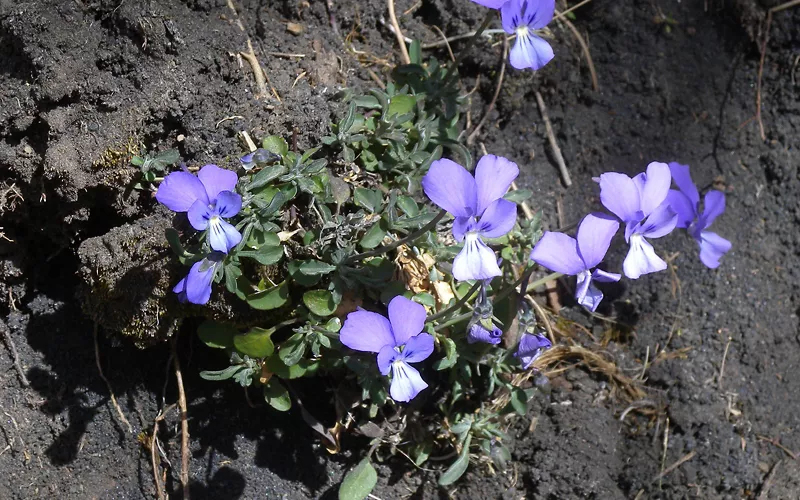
[426,281,482,323]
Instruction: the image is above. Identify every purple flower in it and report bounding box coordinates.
[467,323,503,345]
[173,252,224,305]
[515,332,551,369]
[529,213,621,311]
[597,162,678,279]
[501,0,555,71]
[471,0,507,9]
[156,165,243,254]
[340,296,435,402]
[666,162,731,268]
[422,155,519,281]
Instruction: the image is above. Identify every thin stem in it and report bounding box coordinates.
[525,271,563,293]
[440,11,495,88]
[343,209,447,265]
[426,281,482,323]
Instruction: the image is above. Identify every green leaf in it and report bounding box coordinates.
[262,135,289,157]
[165,228,194,260]
[387,94,415,117]
[325,317,342,332]
[504,189,533,203]
[240,245,284,265]
[279,333,307,366]
[412,292,435,307]
[396,196,419,217]
[510,387,528,416]
[200,365,243,381]
[298,260,337,276]
[438,434,471,486]
[330,177,351,205]
[410,441,432,466]
[433,337,458,371]
[303,290,338,317]
[359,219,387,249]
[339,458,378,500]
[197,321,237,349]
[264,355,316,379]
[233,327,276,359]
[263,379,292,411]
[246,280,289,310]
[353,187,383,213]
[408,40,422,65]
[249,164,288,190]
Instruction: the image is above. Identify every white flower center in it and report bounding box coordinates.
[516,25,529,38]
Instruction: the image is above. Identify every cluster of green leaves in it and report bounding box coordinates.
[131,149,179,189]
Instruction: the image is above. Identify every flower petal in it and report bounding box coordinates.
[471,0,507,9]
[598,172,642,222]
[698,231,731,269]
[592,268,621,283]
[172,277,188,303]
[390,361,428,402]
[515,332,552,369]
[467,323,503,345]
[529,231,585,275]
[184,258,218,305]
[623,234,666,279]
[638,162,672,215]
[198,164,238,202]
[524,0,555,29]
[452,235,502,281]
[508,33,554,71]
[637,202,678,239]
[187,199,212,231]
[452,216,474,243]
[668,162,700,207]
[208,218,242,253]
[387,295,426,346]
[421,158,477,217]
[340,310,395,353]
[377,345,398,376]
[576,212,619,269]
[477,199,517,239]
[156,171,209,212]
[666,189,696,229]
[474,155,519,215]
[575,271,604,312]
[401,333,434,363]
[216,191,242,218]
[699,190,726,229]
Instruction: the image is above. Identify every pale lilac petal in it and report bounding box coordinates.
[452,216,474,243]
[515,333,552,369]
[474,155,519,215]
[156,171,208,212]
[471,0,507,8]
[401,333,434,363]
[529,231,584,276]
[598,172,642,222]
[387,296,426,346]
[452,235,502,281]
[467,324,503,345]
[699,190,726,229]
[172,277,188,303]
[576,213,619,269]
[637,203,678,239]
[574,270,592,306]
[524,0,555,29]
[508,33,554,71]
[377,345,397,376]
[216,191,242,218]
[208,218,242,253]
[421,159,477,217]
[668,162,699,207]
[477,199,517,239]
[184,258,217,305]
[623,235,666,279]
[501,0,520,32]
[666,189,696,229]
[198,164,238,202]
[187,200,212,231]
[239,152,256,170]
[698,231,731,269]
[592,268,621,282]
[638,162,672,215]
[390,361,428,402]
[575,271,604,312]
[340,310,394,353]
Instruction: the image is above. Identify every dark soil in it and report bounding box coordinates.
[1,0,799,498]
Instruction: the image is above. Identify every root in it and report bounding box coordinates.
[172,335,190,499]
[93,323,133,433]
[535,91,572,187]
[1,319,29,388]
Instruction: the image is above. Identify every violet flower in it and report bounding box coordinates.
[173,252,224,305]
[467,323,503,345]
[422,155,519,282]
[530,213,621,311]
[500,0,555,71]
[156,165,243,254]
[597,162,678,279]
[515,332,552,369]
[666,162,731,268]
[340,296,434,402]
[471,0,507,9]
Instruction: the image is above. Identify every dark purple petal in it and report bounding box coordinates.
[452,216,474,242]
[387,295,426,346]
[207,218,242,253]
[340,310,394,353]
[474,155,519,215]
[508,32,554,71]
[598,172,642,222]
[575,270,603,312]
[452,235,502,281]
[697,231,731,268]
[515,332,552,369]
[198,164,238,202]
[389,361,428,402]
[668,162,700,207]
[500,0,521,32]
[592,268,621,282]
[576,212,619,269]
[524,0,555,29]
[184,258,218,305]
[172,277,188,303]
[156,171,208,212]
[623,235,666,279]
[187,199,212,231]
[637,162,672,215]
[529,231,585,276]
[421,159,477,217]
[472,0,508,9]
[401,333,434,363]
[477,199,517,239]
[698,190,725,229]
[637,202,678,239]
[666,189,696,229]
[467,323,503,345]
[377,345,397,376]
[216,191,242,218]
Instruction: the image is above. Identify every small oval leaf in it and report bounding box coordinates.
[233,327,276,359]
[339,458,377,500]
[303,290,338,317]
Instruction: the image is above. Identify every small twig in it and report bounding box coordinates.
[619,399,658,422]
[215,115,244,128]
[172,336,190,499]
[639,345,649,380]
[718,336,732,388]
[467,36,508,146]
[1,319,29,388]
[757,435,799,460]
[366,68,386,89]
[560,17,599,91]
[387,0,411,64]
[535,91,572,187]
[651,450,696,483]
[93,323,133,434]
[757,460,782,500]
[553,0,594,21]
[525,295,556,344]
[268,51,307,59]
[430,25,455,62]
[151,404,176,500]
[658,417,669,489]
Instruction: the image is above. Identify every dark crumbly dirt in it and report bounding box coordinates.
[1,0,799,498]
